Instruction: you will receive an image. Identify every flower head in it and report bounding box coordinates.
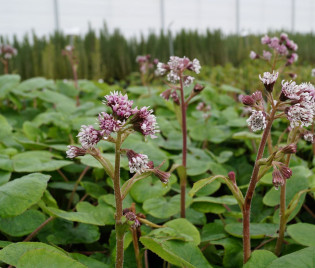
[98,112,121,136]
[286,104,314,128]
[259,71,279,92]
[77,125,103,149]
[131,107,159,139]
[304,132,314,143]
[183,75,195,87]
[280,80,301,101]
[247,110,266,132]
[126,150,149,174]
[262,50,272,61]
[190,58,201,74]
[103,91,137,119]
[261,35,271,45]
[0,45,18,59]
[156,62,168,76]
[249,51,258,60]
[66,146,87,158]
[272,169,285,190]
[123,209,140,229]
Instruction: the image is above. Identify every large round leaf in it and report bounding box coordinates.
[244,250,277,268]
[287,223,315,247]
[165,218,201,245]
[0,210,46,237]
[143,195,191,219]
[0,173,50,217]
[12,151,71,172]
[130,175,176,203]
[267,247,315,268]
[17,248,86,268]
[140,237,212,268]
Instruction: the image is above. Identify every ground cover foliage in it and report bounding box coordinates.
[0,39,315,267]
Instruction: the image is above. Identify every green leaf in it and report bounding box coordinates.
[14,77,53,92]
[45,207,108,226]
[143,195,191,219]
[232,131,262,140]
[0,173,50,217]
[201,222,227,242]
[225,223,278,239]
[81,181,107,199]
[0,242,68,266]
[287,223,315,247]
[0,114,12,141]
[0,210,46,237]
[267,247,315,268]
[130,175,175,203]
[0,74,20,98]
[140,237,212,268]
[244,250,277,268]
[189,176,222,197]
[193,195,238,205]
[0,171,11,186]
[12,151,72,172]
[191,202,225,214]
[38,218,100,245]
[71,253,110,268]
[165,219,200,245]
[17,248,87,268]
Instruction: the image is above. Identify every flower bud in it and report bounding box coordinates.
[126,150,149,174]
[251,91,263,102]
[193,84,205,93]
[281,144,297,154]
[228,171,236,184]
[279,165,292,179]
[66,146,87,159]
[242,95,255,106]
[272,169,285,190]
[171,90,180,105]
[152,169,171,184]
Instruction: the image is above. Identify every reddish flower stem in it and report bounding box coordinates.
[243,108,276,263]
[113,132,125,268]
[179,75,187,218]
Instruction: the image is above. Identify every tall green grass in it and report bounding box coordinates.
[1,26,315,81]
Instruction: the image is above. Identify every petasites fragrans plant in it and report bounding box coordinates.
[191,33,315,263]
[156,56,203,218]
[0,44,17,74]
[67,91,169,268]
[62,45,80,106]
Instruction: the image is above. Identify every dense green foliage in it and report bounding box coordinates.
[0,65,314,267]
[1,27,315,81]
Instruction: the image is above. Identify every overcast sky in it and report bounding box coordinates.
[1,0,314,39]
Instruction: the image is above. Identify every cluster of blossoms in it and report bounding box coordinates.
[280,81,315,128]
[66,92,165,176]
[0,45,18,60]
[136,54,158,74]
[156,56,201,86]
[250,33,298,66]
[241,89,266,132]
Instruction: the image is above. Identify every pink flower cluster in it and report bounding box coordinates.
[136,54,158,74]
[156,56,201,86]
[0,45,18,59]
[67,91,159,158]
[104,91,137,119]
[250,33,298,66]
[280,81,315,128]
